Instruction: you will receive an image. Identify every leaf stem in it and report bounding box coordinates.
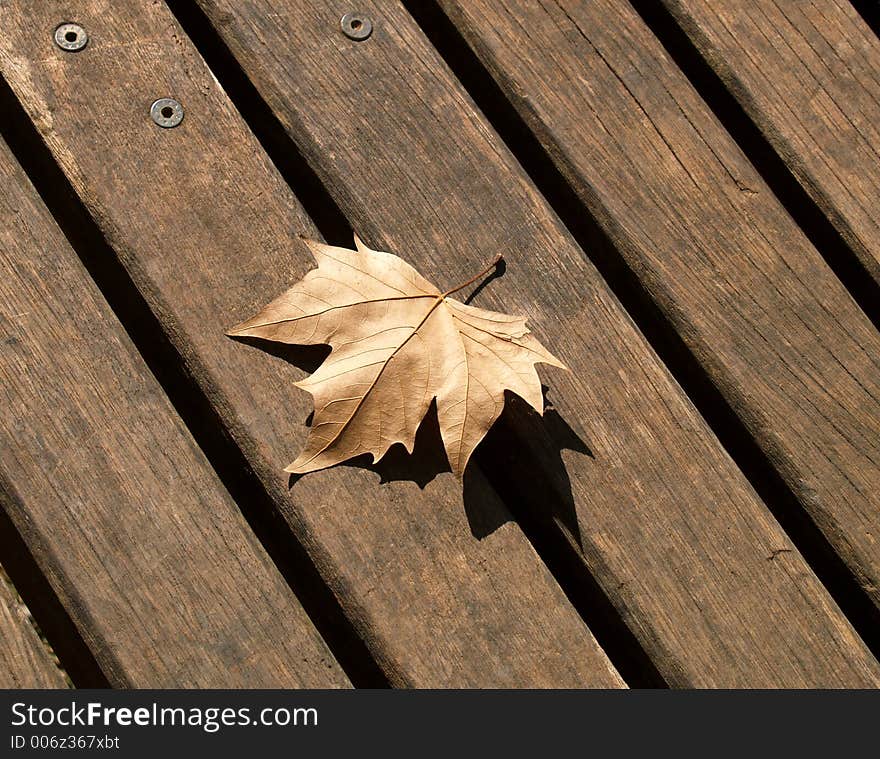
[442,254,504,298]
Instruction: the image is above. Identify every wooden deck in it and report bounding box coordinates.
[0,0,878,688]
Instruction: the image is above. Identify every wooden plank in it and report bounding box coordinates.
[0,570,68,688]
[176,0,880,686]
[0,0,624,688]
[658,0,880,285]
[0,136,347,688]
[434,0,880,624]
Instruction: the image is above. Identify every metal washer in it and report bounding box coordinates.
[340,13,372,41]
[150,98,184,128]
[54,22,88,52]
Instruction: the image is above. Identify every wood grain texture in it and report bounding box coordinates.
[182,0,880,686]
[0,0,623,688]
[0,137,346,688]
[660,0,880,284]
[0,570,68,688]
[437,0,880,620]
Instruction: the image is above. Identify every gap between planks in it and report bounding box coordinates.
[0,561,70,688]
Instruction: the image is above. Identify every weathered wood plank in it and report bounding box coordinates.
[0,136,347,688]
[658,0,880,285]
[435,0,880,622]
[178,0,880,685]
[0,570,68,688]
[0,0,623,687]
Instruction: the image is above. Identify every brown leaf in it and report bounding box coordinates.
[228,237,565,477]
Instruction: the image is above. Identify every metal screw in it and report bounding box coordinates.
[54,22,88,52]
[150,98,184,128]
[340,13,372,41]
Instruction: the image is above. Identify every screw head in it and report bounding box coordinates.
[150,98,184,128]
[340,13,372,41]
[54,22,88,52]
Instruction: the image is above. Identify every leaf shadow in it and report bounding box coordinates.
[462,257,506,305]
[467,388,589,548]
[330,401,453,489]
[229,335,330,374]
[231,335,587,546]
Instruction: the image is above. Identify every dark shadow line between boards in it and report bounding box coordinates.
[164,0,667,687]
[400,0,880,664]
[0,478,109,688]
[0,73,389,689]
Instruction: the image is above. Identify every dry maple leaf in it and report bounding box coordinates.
[228,236,565,477]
